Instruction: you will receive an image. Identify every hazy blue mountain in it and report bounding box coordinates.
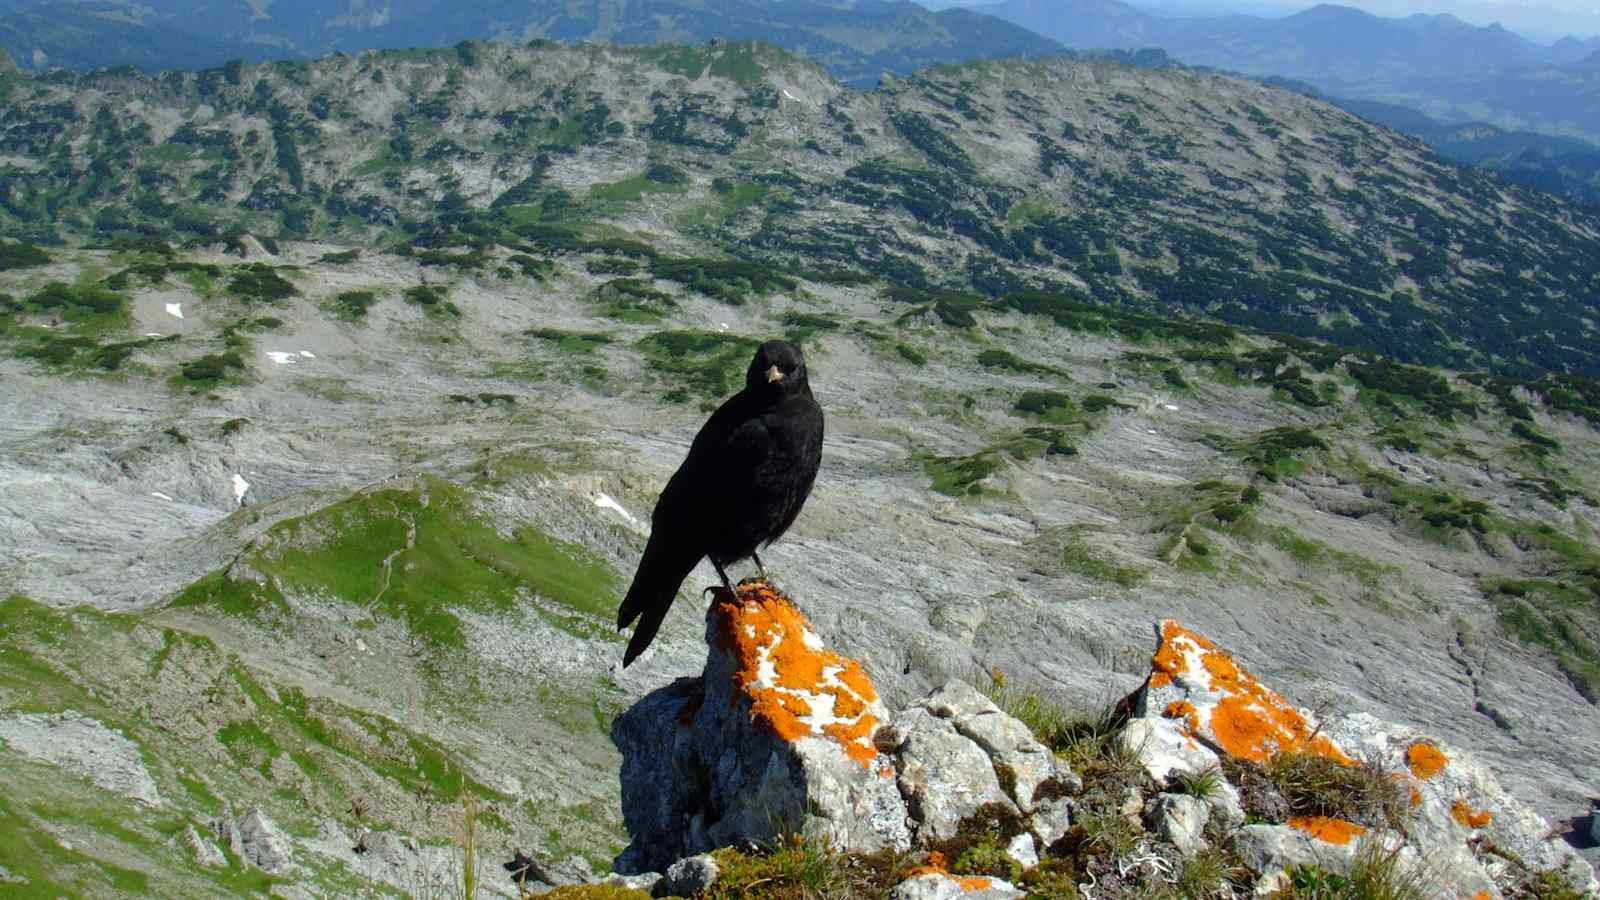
[0,1,273,72]
[0,0,1065,85]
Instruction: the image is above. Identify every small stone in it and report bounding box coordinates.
[664,854,720,896]
[0,864,28,885]
[1148,793,1210,857]
[184,824,227,868]
[890,872,1024,900]
[1029,795,1073,849]
[1005,833,1038,869]
[598,871,662,893]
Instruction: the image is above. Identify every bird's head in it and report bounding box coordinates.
[746,340,810,396]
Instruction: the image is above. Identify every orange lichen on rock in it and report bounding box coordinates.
[899,852,994,892]
[1405,742,1449,780]
[1148,619,1353,766]
[1289,816,1367,845]
[1408,784,1424,808]
[711,582,881,767]
[1471,891,1492,900]
[1451,799,1493,829]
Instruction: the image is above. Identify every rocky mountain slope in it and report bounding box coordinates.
[4,41,1600,374]
[1,43,1599,896]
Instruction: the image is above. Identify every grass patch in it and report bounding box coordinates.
[328,289,379,321]
[1058,527,1145,587]
[227,264,298,303]
[525,327,612,353]
[403,284,461,317]
[169,476,622,649]
[637,330,759,402]
[924,450,1003,497]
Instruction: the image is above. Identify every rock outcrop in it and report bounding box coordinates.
[1122,618,1599,897]
[611,582,1080,874]
[608,601,1596,898]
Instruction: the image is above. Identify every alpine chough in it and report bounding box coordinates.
[616,339,824,667]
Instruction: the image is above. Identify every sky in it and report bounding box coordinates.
[1133,0,1600,38]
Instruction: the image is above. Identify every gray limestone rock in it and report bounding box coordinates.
[598,871,662,893]
[663,854,720,896]
[1205,779,1247,832]
[183,824,227,869]
[890,872,1025,900]
[892,707,1014,843]
[0,711,163,807]
[1231,823,1357,880]
[235,808,294,873]
[1004,833,1039,870]
[1148,793,1210,857]
[1030,795,1073,849]
[1117,716,1220,787]
[613,596,911,874]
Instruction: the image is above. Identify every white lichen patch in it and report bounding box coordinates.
[0,710,163,806]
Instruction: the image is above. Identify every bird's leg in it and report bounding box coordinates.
[711,560,736,595]
[751,551,771,584]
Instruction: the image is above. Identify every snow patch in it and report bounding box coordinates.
[164,303,183,319]
[299,350,316,358]
[232,474,251,506]
[265,351,297,365]
[1163,404,1179,411]
[151,491,173,501]
[594,492,644,530]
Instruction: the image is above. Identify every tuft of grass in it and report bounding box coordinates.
[525,327,613,354]
[1263,753,1409,832]
[1058,528,1146,587]
[1275,839,1432,900]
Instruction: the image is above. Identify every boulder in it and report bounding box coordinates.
[1124,619,1598,897]
[662,854,720,896]
[613,583,912,873]
[232,808,293,873]
[183,824,227,868]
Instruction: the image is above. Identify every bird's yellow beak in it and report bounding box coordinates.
[766,364,785,384]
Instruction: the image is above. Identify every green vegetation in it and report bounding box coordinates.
[594,278,675,322]
[648,257,796,304]
[403,284,461,317]
[925,450,1002,497]
[0,240,50,270]
[978,348,1066,378]
[171,476,622,650]
[637,330,759,402]
[328,289,378,320]
[227,264,298,304]
[525,328,612,353]
[178,350,247,385]
[1058,528,1145,587]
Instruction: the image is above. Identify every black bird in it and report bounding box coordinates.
[616,340,824,667]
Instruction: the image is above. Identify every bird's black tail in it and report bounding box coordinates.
[617,539,700,668]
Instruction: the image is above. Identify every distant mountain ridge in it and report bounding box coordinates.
[0,0,1064,84]
[976,0,1600,142]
